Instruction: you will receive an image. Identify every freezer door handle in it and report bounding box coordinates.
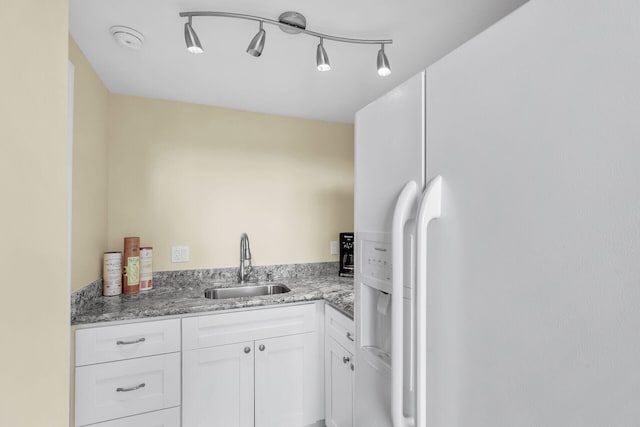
[415,175,443,427]
[391,180,418,427]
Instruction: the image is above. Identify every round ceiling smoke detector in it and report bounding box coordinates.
[278,11,307,34]
[110,26,145,50]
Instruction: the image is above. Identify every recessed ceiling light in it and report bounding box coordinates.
[110,26,145,50]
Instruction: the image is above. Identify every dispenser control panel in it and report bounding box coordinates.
[361,240,392,282]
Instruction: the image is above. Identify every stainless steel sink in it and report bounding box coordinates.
[204,283,291,299]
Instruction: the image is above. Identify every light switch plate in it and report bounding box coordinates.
[171,246,190,262]
[330,241,339,255]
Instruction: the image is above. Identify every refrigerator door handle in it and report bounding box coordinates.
[392,180,418,427]
[415,175,443,427]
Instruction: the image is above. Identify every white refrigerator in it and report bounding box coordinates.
[354,0,640,426]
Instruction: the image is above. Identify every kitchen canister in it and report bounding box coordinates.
[139,247,153,291]
[123,237,140,295]
[102,251,122,296]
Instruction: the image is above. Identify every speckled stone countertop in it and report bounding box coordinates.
[72,265,354,325]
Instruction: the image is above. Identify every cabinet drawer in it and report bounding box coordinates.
[84,407,180,427]
[76,319,181,366]
[325,305,355,353]
[75,353,181,426]
[183,303,318,350]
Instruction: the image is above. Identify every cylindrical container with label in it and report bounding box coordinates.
[123,237,140,295]
[102,251,122,296]
[139,247,153,291]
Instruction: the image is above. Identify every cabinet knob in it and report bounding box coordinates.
[343,356,350,364]
[259,344,266,351]
[244,346,251,354]
[346,331,354,342]
[350,363,355,371]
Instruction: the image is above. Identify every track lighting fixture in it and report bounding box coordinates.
[377,44,391,77]
[246,21,266,57]
[316,38,331,72]
[184,17,203,54]
[180,10,392,76]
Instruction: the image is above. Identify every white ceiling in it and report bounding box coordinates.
[69,0,528,123]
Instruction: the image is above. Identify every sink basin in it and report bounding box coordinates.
[204,283,291,299]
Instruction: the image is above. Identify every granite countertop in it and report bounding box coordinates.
[72,273,354,326]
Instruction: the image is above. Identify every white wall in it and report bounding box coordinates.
[0,0,70,425]
[69,36,109,292]
[106,95,354,271]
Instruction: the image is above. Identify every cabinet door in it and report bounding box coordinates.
[325,337,354,427]
[183,342,255,427]
[254,332,323,427]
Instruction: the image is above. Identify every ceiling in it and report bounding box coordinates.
[69,0,528,123]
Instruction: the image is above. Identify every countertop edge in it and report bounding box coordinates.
[71,275,354,326]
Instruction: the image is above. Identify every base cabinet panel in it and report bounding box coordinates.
[325,306,355,427]
[325,337,354,427]
[183,341,255,427]
[254,332,323,427]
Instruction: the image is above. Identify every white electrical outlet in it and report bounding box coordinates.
[330,241,339,255]
[171,246,190,263]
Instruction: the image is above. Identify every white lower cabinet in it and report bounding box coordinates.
[75,319,181,427]
[182,302,324,427]
[325,337,354,427]
[324,305,355,427]
[75,302,328,427]
[183,341,255,427]
[254,333,322,427]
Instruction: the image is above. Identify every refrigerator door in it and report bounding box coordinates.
[424,1,640,426]
[354,71,426,427]
[354,71,426,234]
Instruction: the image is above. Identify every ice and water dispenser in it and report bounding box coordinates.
[357,230,416,408]
[358,239,394,365]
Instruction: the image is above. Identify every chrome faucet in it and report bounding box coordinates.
[238,233,253,283]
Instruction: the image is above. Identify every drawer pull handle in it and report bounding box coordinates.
[346,332,354,342]
[116,382,146,393]
[343,356,351,364]
[116,337,146,345]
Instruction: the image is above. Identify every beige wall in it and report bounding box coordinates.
[0,0,70,425]
[107,95,354,270]
[69,36,109,292]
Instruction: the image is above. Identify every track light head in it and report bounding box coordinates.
[377,44,391,77]
[184,18,203,54]
[316,38,331,72]
[246,21,266,57]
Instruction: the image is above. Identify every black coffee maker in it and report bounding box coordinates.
[339,232,355,277]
